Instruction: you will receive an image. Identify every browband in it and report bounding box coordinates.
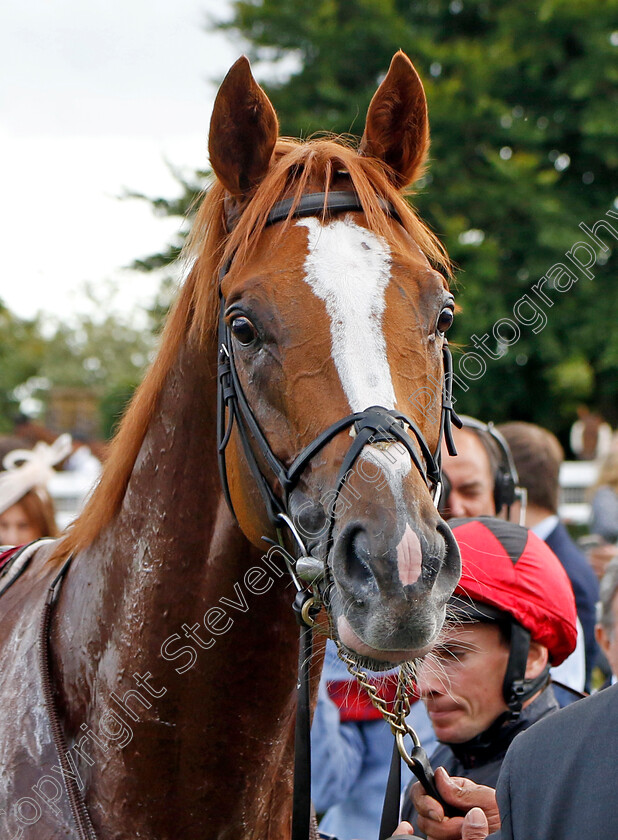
[226,189,402,232]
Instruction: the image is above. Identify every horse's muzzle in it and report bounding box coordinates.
[328,517,460,666]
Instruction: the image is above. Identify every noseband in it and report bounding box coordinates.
[217,190,460,572]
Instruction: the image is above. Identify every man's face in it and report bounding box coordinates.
[417,623,510,744]
[441,428,496,519]
[596,589,618,679]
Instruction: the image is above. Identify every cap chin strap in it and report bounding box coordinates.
[447,600,550,719]
[442,622,551,756]
[503,622,550,717]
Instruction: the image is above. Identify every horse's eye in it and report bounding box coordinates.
[230,316,258,346]
[437,306,454,334]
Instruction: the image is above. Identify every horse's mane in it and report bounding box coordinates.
[56,136,451,558]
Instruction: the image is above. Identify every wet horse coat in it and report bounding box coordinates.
[0,53,460,839]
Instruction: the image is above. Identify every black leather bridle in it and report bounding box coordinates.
[216,190,462,840]
[217,190,460,555]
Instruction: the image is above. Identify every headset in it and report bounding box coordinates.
[440,415,527,525]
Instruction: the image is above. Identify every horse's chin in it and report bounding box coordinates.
[336,615,433,671]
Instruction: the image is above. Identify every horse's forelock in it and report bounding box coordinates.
[187,137,452,343]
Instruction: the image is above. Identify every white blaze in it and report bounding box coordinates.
[297,216,397,412]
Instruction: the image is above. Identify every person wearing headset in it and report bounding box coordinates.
[439,417,587,700]
[438,416,523,524]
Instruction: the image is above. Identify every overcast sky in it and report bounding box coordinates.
[0,0,242,322]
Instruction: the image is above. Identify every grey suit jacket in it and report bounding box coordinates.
[489,682,618,839]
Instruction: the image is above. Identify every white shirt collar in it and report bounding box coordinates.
[531,514,560,541]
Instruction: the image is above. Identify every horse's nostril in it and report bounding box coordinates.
[344,528,374,592]
[433,519,462,588]
[436,520,457,559]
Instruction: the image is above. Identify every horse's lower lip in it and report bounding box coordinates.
[337,616,431,664]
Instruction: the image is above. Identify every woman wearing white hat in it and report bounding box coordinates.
[0,434,72,546]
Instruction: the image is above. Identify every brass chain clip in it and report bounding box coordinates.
[334,642,463,816]
[334,643,421,754]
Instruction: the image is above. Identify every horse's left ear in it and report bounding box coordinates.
[359,51,429,188]
[208,56,279,197]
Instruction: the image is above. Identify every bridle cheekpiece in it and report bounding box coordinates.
[216,189,460,586]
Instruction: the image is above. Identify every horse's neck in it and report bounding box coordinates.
[52,341,311,839]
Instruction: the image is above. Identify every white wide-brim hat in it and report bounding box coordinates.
[0,434,73,516]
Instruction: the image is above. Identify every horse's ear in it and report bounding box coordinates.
[359,51,429,188]
[208,56,279,196]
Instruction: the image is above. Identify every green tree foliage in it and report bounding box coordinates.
[125,165,209,274]
[0,302,46,432]
[125,1,617,443]
[0,285,155,439]
[125,166,210,335]
[216,0,618,436]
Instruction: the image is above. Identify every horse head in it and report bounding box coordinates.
[207,52,461,669]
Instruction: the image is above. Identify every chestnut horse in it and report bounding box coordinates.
[0,53,460,839]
